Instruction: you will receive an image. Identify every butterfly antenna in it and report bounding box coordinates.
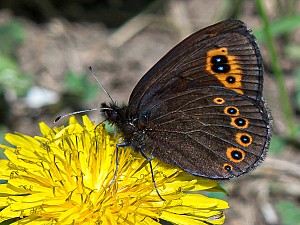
[53,108,98,123]
[89,66,115,103]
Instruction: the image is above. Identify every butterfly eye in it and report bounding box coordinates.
[103,110,119,123]
[138,115,148,129]
[111,111,119,121]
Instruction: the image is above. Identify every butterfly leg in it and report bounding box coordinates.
[140,149,165,201]
[109,142,165,201]
[108,142,129,188]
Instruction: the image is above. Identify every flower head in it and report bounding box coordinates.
[0,116,229,224]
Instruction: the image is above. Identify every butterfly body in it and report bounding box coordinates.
[102,19,272,180]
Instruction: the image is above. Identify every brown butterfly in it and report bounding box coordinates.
[101,19,272,180]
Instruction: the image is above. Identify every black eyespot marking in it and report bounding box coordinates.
[224,164,232,171]
[241,135,250,144]
[211,55,228,64]
[224,106,239,117]
[231,150,243,160]
[212,64,230,73]
[226,76,236,83]
[226,147,245,163]
[235,133,252,147]
[235,118,246,127]
[211,55,230,73]
[227,107,237,115]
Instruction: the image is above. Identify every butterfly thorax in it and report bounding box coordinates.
[101,102,147,150]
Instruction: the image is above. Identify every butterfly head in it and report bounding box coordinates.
[101,102,128,125]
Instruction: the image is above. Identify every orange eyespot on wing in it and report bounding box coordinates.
[213,97,225,104]
[224,106,239,116]
[236,132,252,147]
[230,117,249,129]
[206,48,243,95]
[226,147,245,163]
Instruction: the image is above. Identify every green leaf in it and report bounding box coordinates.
[254,15,300,41]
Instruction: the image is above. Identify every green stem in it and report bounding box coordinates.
[256,0,296,137]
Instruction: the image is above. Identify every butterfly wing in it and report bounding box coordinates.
[128,20,263,118]
[126,20,271,179]
[139,86,272,179]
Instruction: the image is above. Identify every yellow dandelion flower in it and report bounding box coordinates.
[0,115,229,224]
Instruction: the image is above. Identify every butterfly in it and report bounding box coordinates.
[101,19,272,180]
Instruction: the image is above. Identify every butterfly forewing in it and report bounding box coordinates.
[128,20,263,119]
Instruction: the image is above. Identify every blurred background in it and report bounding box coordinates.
[0,0,299,224]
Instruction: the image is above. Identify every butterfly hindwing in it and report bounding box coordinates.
[141,87,271,179]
